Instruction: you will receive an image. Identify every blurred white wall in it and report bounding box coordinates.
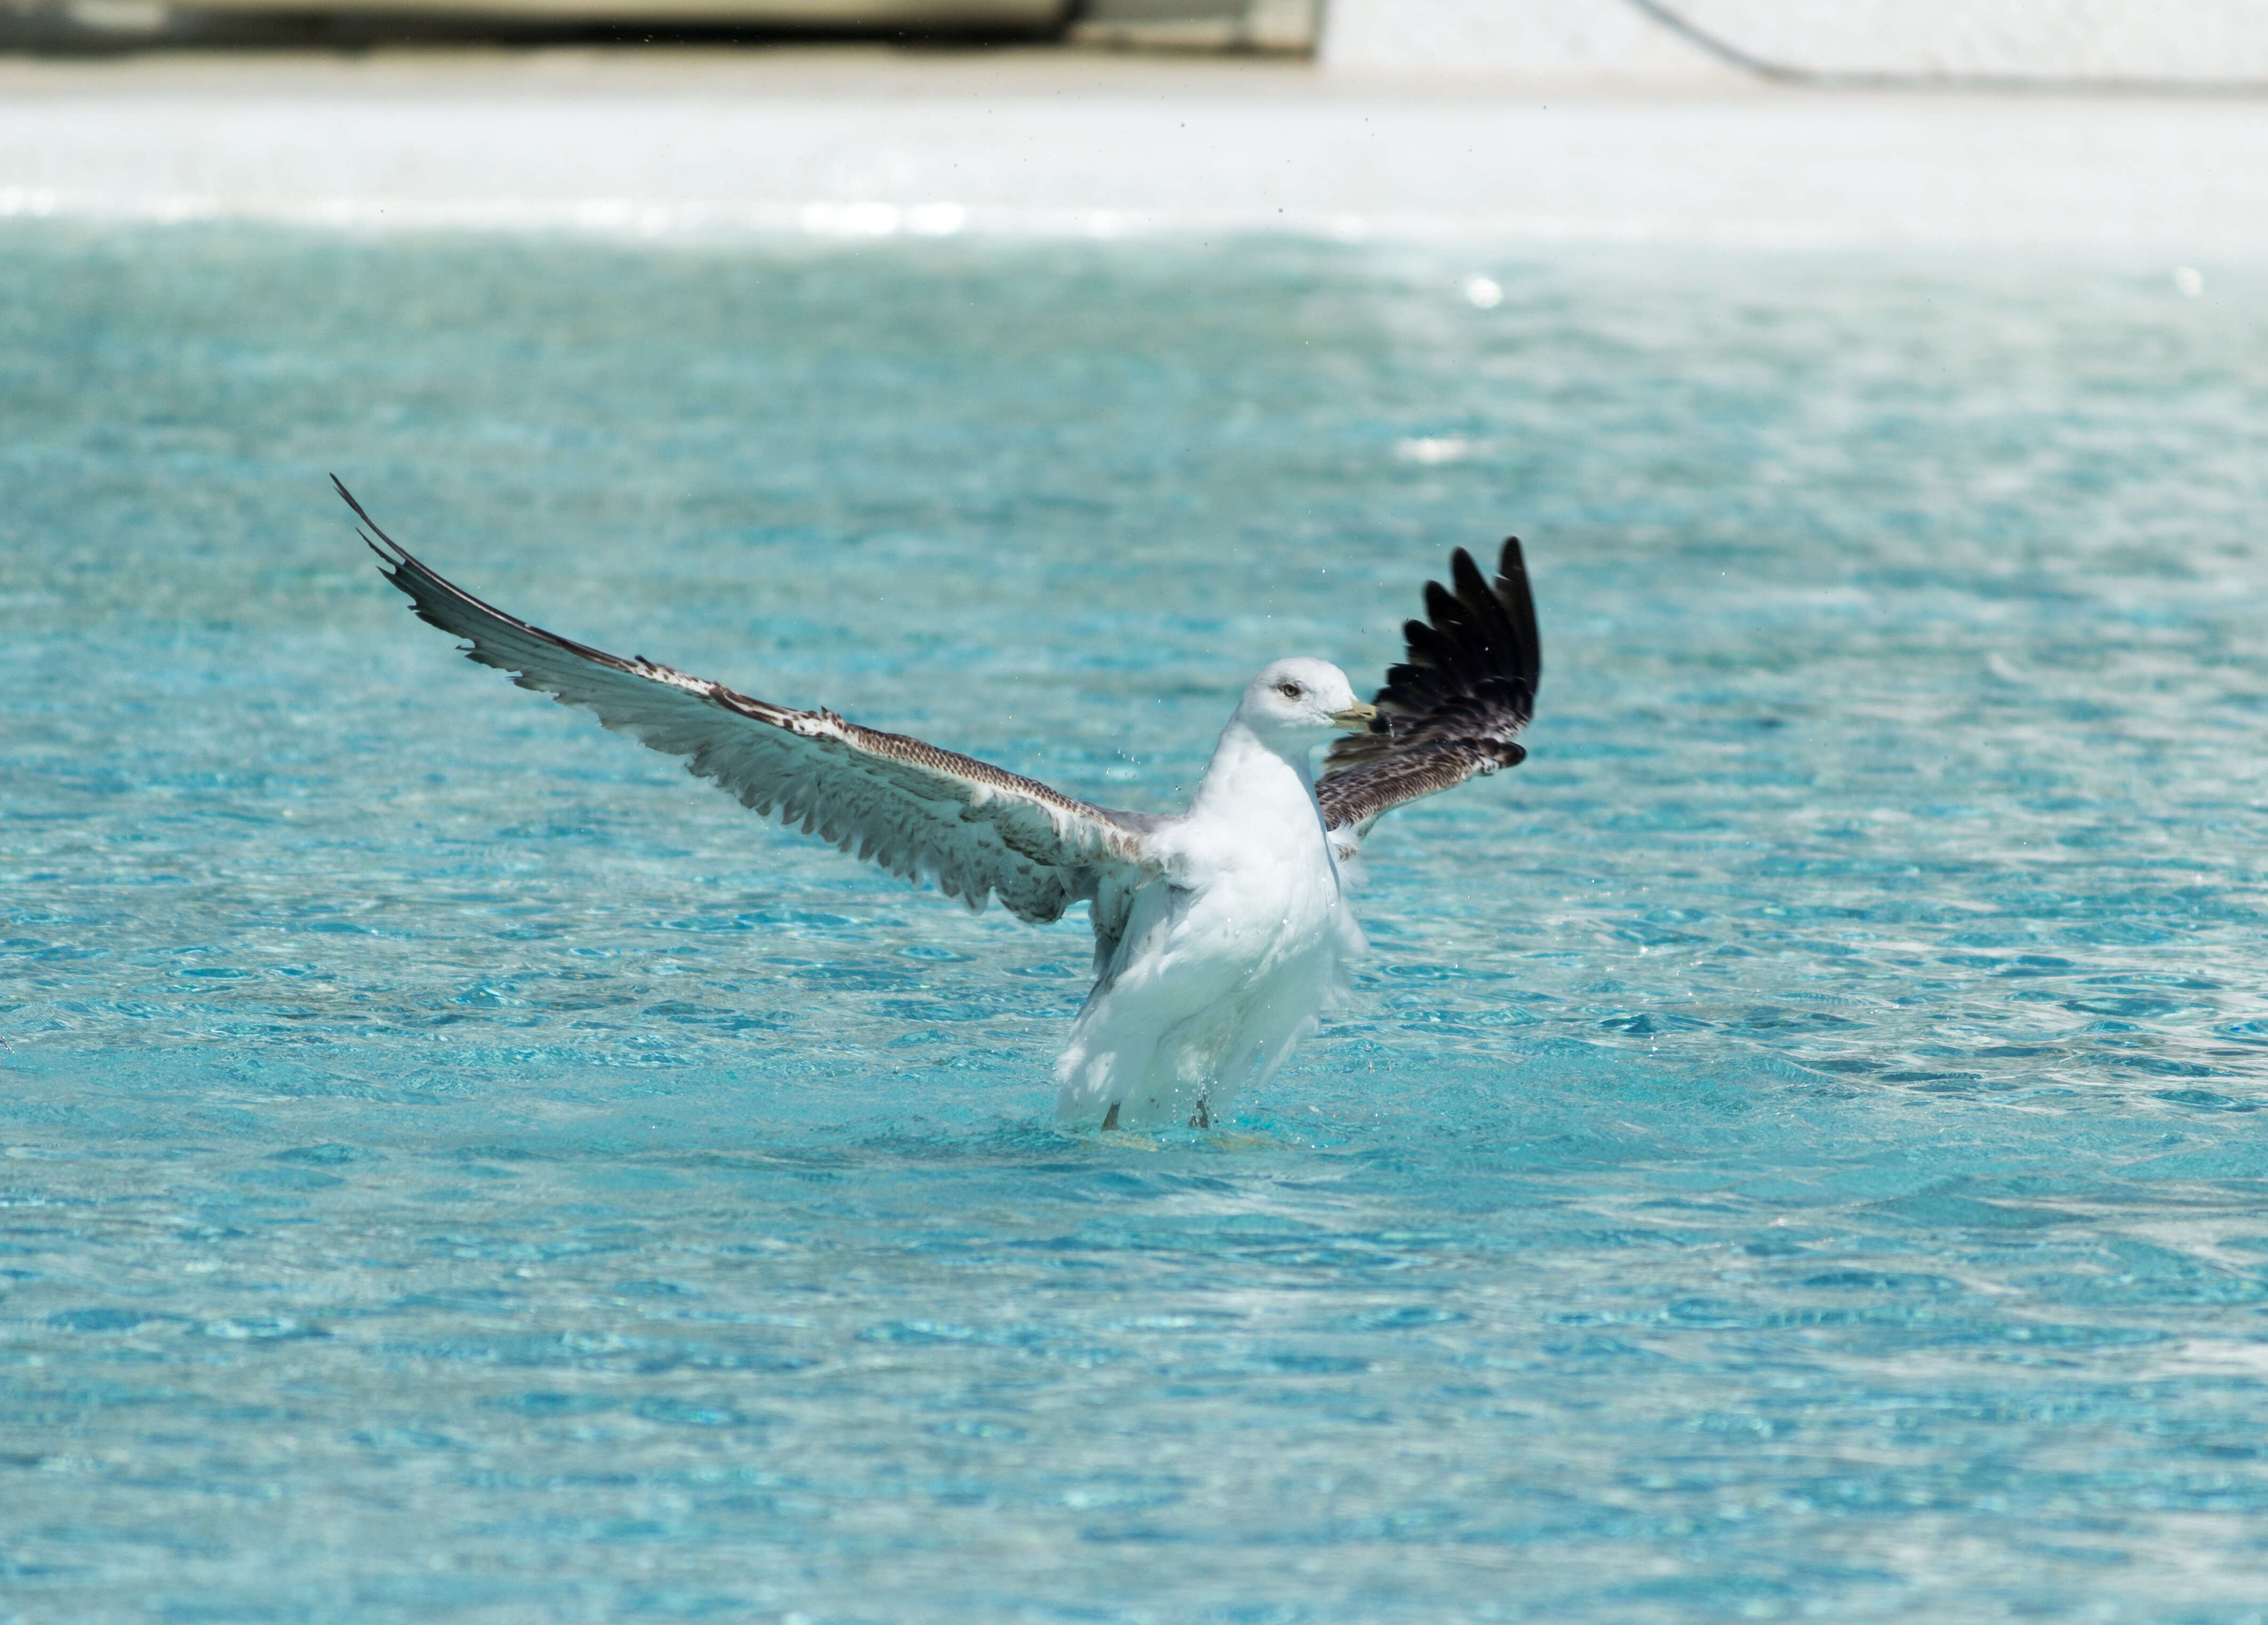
[10,51,2267,256]
[1322,0,1726,83]
[1073,0,1314,51]
[1322,0,2268,86]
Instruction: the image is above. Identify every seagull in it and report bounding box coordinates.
[338,478,1539,1131]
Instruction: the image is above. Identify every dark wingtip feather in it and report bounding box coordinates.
[1492,538,1539,685]
[1420,580,1463,640]
[1317,532,1543,827]
[1449,546,1489,604]
[334,475,413,568]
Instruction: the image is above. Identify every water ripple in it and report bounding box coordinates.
[2,227,2266,1622]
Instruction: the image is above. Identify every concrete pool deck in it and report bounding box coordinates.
[4,45,2266,257]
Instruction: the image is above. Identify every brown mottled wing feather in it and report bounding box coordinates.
[1316,537,1539,845]
[338,478,1151,928]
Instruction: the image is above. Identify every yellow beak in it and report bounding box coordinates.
[1331,702,1381,731]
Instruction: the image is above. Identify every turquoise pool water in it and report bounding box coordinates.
[3,226,2266,1622]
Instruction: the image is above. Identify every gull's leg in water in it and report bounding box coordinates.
[1189,1096,1212,1130]
[1100,1103,1120,1131]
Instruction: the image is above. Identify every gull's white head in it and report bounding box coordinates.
[1233,657,1378,753]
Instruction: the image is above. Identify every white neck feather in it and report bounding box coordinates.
[1188,719,1320,825]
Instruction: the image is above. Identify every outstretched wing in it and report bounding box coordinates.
[1316,538,1539,854]
[341,478,1154,929]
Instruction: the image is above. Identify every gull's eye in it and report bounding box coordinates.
[1277,683,1302,699]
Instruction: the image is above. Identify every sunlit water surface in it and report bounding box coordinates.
[4,227,2267,1623]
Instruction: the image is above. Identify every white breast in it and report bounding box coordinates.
[1053,721,1364,1129]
